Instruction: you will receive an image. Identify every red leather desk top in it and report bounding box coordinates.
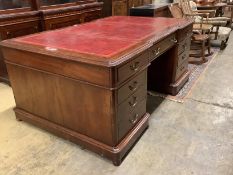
[2,16,192,66]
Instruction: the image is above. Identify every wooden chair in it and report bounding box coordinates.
[188,0,232,49]
[169,3,212,64]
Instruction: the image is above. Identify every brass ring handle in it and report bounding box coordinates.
[171,38,178,43]
[128,81,138,91]
[129,114,139,124]
[130,62,140,71]
[153,47,160,56]
[128,96,137,107]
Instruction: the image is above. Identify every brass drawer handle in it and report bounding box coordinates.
[128,81,138,91]
[128,96,137,107]
[153,47,160,56]
[129,113,139,124]
[130,61,140,71]
[171,38,177,43]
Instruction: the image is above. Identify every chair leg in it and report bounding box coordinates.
[220,40,227,50]
[207,39,212,55]
[202,41,207,63]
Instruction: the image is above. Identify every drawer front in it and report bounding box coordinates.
[176,59,188,80]
[117,69,147,104]
[118,99,147,141]
[177,25,193,42]
[117,50,149,83]
[177,49,189,67]
[1,21,40,40]
[150,33,176,61]
[83,9,101,22]
[178,37,191,55]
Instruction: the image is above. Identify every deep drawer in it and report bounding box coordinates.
[150,33,176,61]
[117,50,149,83]
[175,59,188,81]
[177,49,189,67]
[118,99,147,141]
[117,69,147,104]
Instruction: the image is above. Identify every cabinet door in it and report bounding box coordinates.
[112,0,127,16]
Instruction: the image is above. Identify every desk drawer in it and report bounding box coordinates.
[177,49,189,67]
[178,37,191,55]
[117,69,147,104]
[177,25,193,42]
[176,59,188,80]
[117,51,149,83]
[150,34,176,61]
[118,99,147,141]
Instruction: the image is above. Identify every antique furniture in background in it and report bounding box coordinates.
[194,0,228,16]
[184,0,231,49]
[0,0,103,84]
[98,0,152,16]
[1,16,192,165]
[169,3,212,63]
[130,3,172,17]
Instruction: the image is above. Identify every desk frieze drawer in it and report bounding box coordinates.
[176,59,188,80]
[118,98,147,141]
[150,34,177,61]
[177,49,189,67]
[177,25,193,42]
[117,51,149,83]
[117,69,147,104]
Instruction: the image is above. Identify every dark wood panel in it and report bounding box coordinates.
[99,0,152,16]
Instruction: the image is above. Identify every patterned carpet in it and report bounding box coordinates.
[148,48,219,103]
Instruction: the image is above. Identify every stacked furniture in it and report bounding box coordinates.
[0,0,103,84]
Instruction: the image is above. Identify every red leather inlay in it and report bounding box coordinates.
[15,16,188,59]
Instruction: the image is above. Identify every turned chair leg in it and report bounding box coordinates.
[207,39,211,55]
[201,40,206,62]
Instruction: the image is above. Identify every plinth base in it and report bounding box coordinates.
[14,108,150,166]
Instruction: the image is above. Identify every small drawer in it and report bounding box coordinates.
[150,33,177,61]
[117,69,147,104]
[177,25,193,42]
[175,59,188,81]
[118,85,147,110]
[177,49,189,67]
[117,50,149,83]
[118,99,147,141]
[178,37,191,55]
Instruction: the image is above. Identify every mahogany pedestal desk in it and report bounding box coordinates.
[0,16,192,166]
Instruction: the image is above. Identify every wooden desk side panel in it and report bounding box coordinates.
[6,63,116,146]
[2,48,112,88]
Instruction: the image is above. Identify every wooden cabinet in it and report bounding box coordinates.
[99,0,152,16]
[112,0,128,16]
